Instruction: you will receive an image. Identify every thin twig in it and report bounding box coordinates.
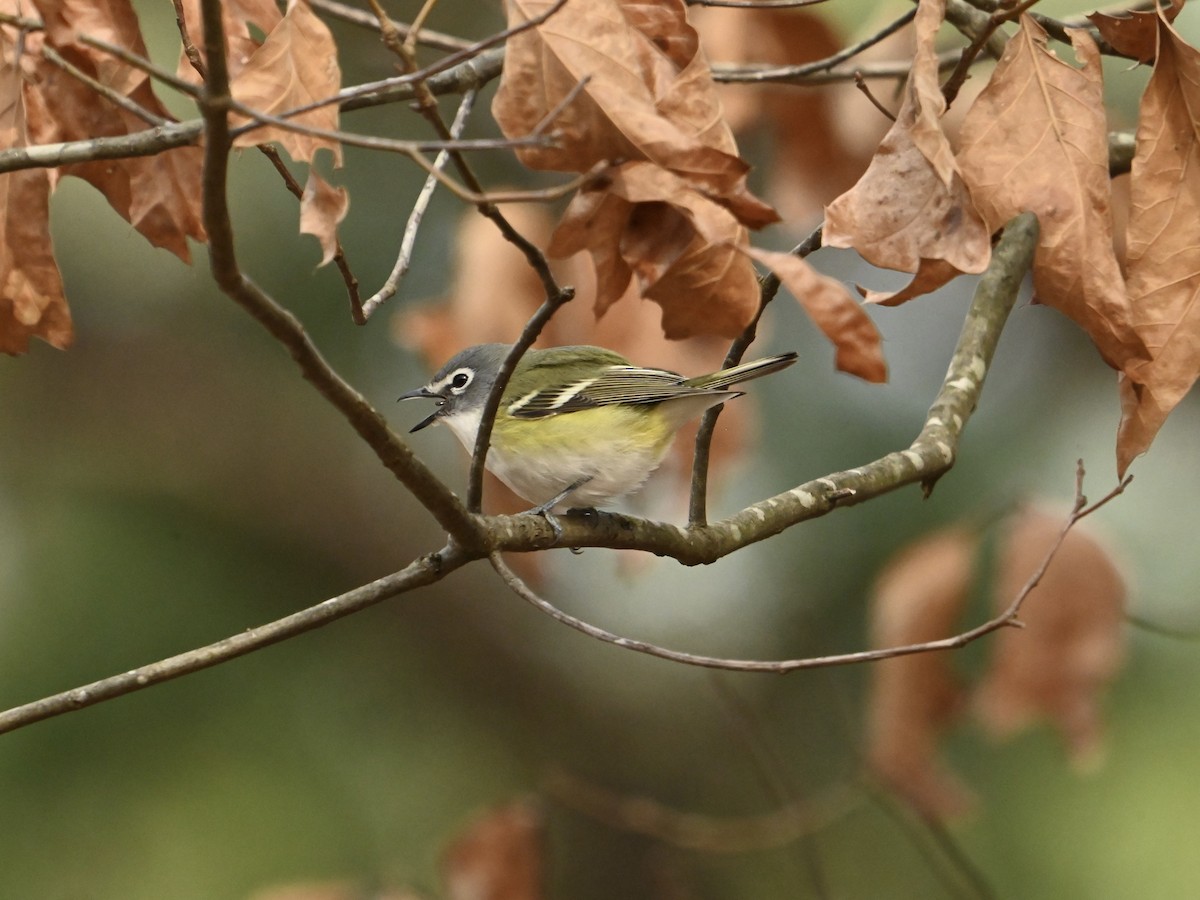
[467,288,575,512]
[854,71,898,121]
[308,0,473,52]
[713,46,959,85]
[257,146,361,316]
[321,0,569,114]
[942,0,1041,107]
[172,0,206,79]
[490,463,1130,674]
[226,97,553,155]
[688,223,823,526]
[359,90,478,322]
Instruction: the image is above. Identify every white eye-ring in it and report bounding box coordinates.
[448,368,473,393]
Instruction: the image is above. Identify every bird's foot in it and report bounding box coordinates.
[525,477,594,546]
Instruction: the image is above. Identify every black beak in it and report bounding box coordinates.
[398,386,445,433]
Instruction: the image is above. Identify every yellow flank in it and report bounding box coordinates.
[494,405,674,456]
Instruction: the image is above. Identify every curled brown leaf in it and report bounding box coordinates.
[957,18,1145,373]
[1116,13,1200,475]
[823,0,990,301]
[0,18,71,353]
[742,246,886,382]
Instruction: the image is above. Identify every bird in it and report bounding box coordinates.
[400,343,797,515]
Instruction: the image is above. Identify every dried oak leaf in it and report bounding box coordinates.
[0,21,71,353]
[28,0,206,261]
[493,0,776,339]
[957,18,1146,373]
[174,0,283,82]
[823,0,990,302]
[549,160,760,338]
[441,801,544,900]
[742,246,886,382]
[227,0,342,165]
[299,168,348,266]
[1087,0,1182,65]
[866,527,980,819]
[974,507,1126,767]
[1116,14,1200,476]
[493,0,765,200]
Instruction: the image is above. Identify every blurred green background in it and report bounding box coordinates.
[2,2,1199,898]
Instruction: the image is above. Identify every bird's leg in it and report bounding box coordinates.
[527,476,594,542]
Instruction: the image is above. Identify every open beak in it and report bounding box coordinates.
[398,386,445,433]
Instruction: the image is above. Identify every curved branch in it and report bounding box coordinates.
[490,460,1128,675]
[490,213,1041,562]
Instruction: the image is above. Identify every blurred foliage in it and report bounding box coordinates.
[1,1,1200,899]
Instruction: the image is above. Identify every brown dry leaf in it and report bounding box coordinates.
[866,527,980,818]
[861,258,962,307]
[441,801,543,900]
[742,246,886,382]
[228,0,342,164]
[493,0,764,200]
[974,507,1126,766]
[1115,15,1200,476]
[175,0,283,83]
[957,18,1145,372]
[550,161,761,338]
[823,0,990,300]
[27,0,206,261]
[494,0,775,340]
[299,168,348,266]
[0,19,71,354]
[1088,0,1182,65]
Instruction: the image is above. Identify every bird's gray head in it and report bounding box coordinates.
[399,343,510,433]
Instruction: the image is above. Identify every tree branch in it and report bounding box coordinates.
[492,213,1040,562]
[193,0,482,547]
[0,546,468,736]
[489,458,1128,675]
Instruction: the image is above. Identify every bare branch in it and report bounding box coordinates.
[854,70,899,121]
[0,546,468,736]
[193,0,481,546]
[359,90,478,321]
[256,145,361,316]
[490,459,1129,675]
[689,224,823,526]
[309,0,474,52]
[942,0,1041,106]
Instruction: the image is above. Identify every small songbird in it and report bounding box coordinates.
[400,343,797,512]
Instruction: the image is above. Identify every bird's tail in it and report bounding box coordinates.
[686,352,798,390]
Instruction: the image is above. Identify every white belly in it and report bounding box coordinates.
[440,407,674,509]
